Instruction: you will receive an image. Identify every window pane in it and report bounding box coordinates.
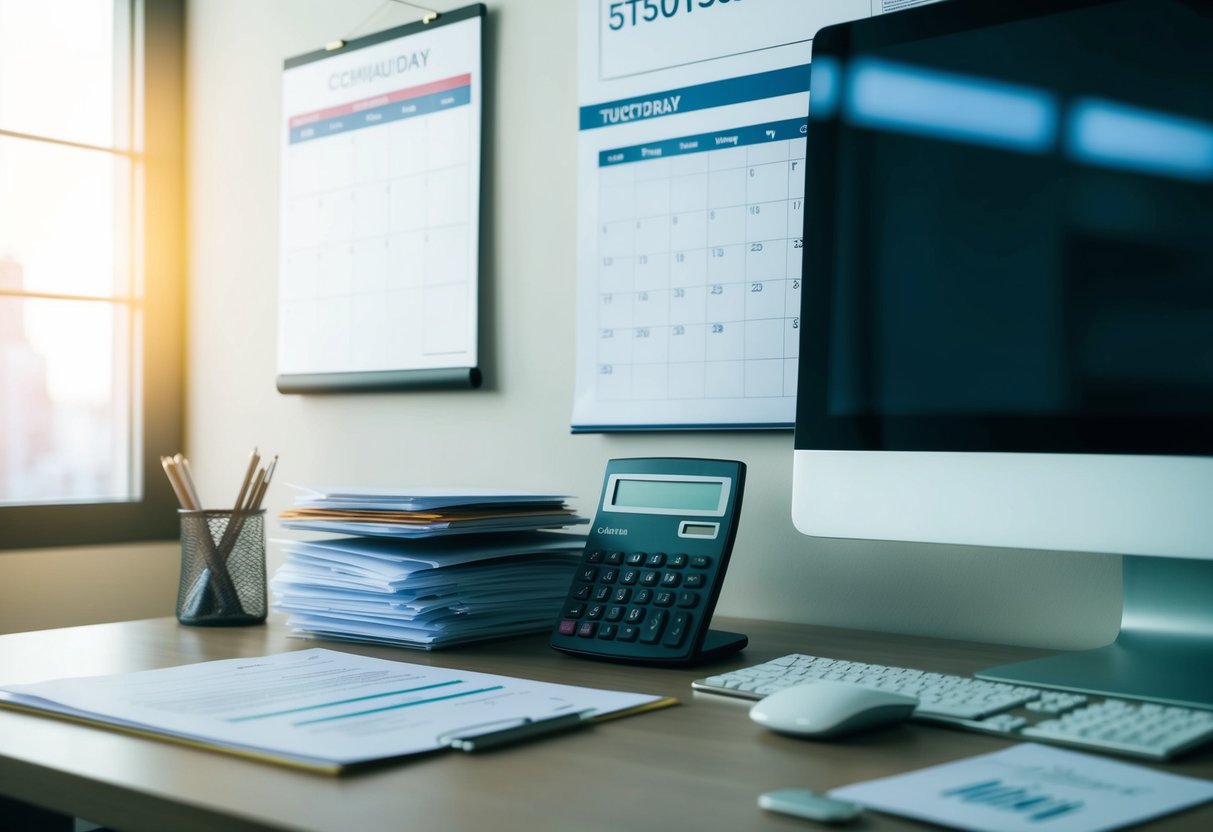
[0,136,129,297]
[0,293,133,505]
[0,0,118,146]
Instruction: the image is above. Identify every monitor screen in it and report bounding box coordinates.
[796,0,1213,456]
[791,0,1213,709]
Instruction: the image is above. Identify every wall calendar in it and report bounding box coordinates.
[572,0,934,430]
[277,5,484,393]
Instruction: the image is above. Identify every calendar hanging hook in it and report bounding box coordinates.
[326,0,440,52]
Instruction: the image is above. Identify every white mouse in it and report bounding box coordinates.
[749,680,918,739]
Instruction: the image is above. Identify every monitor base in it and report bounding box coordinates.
[978,555,1213,709]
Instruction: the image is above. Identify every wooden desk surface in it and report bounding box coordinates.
[1,617,1210,832]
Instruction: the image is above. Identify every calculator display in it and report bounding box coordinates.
[611,478,723,513]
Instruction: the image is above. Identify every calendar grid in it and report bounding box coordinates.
[594,118,804,405]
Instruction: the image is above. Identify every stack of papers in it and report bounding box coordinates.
[279,486,589,538]
[273,529,586,649]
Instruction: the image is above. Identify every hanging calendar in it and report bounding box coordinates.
[572,0,933,430]
[277,5,484,393]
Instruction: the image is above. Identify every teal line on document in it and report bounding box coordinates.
[228,680,463,722]
[293,685,506,725]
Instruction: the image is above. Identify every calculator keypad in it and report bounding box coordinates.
[557,549,711,653]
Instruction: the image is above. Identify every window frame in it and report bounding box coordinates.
[0,0,184,550]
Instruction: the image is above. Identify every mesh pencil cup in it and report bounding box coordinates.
[176,509,267,626]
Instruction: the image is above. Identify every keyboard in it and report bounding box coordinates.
[693,653,1213,760]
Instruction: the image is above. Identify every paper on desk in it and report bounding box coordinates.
[830,743,1213,832]
[0,648,670,773]
[287,485,573,510]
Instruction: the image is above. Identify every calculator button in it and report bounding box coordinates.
[668,553,689,568]
[644,552,666,567]
[612,587,632,604]
[620,568,640,585]
[558,619,577,636]
[689,555,712,568]
[677,591,699,608]
[625,552,647,566]
[640,610,667,644]
[605,605,625,622]
[633,588,654,605]
[573,584,593,601]
[577,622,598,638]
[599,568,619,584]
[663,612,692,648]
[654,591,675,607]
[605,551,625,565]
[586,605,605,620]
[640,570,661,587]
[598,624,618,640]
[660,572,681,587]
[624,607,646,624]
[593,586,612,602]
[564,603,585,618]
[577,566,598,583]
[683,574,706,589]
[585,550,604,564]
[617,625,639,642]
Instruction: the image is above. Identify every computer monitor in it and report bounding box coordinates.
[792,0,1213,709]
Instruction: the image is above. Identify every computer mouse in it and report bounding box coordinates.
[749,680,918,739]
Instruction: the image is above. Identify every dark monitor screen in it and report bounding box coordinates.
[796,0,1213,455]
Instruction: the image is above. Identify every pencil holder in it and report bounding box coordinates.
[177,509,267,626]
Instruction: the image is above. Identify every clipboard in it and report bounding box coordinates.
[0,648,677,774]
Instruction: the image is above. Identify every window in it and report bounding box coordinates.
[0,0,183,549]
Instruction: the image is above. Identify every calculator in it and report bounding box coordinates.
[550,458,748,666]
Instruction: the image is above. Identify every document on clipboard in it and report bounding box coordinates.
[0,648,674,773]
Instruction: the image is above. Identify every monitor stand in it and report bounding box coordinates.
[977,555,1213,710]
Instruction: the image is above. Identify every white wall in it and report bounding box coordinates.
[179,0,1122,651]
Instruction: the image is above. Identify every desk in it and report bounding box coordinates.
[1,617,1210,832]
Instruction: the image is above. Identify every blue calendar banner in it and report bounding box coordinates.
[598,117,808,168]
[579,65,810,131]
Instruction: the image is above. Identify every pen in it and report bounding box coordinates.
[446,710,594,752]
